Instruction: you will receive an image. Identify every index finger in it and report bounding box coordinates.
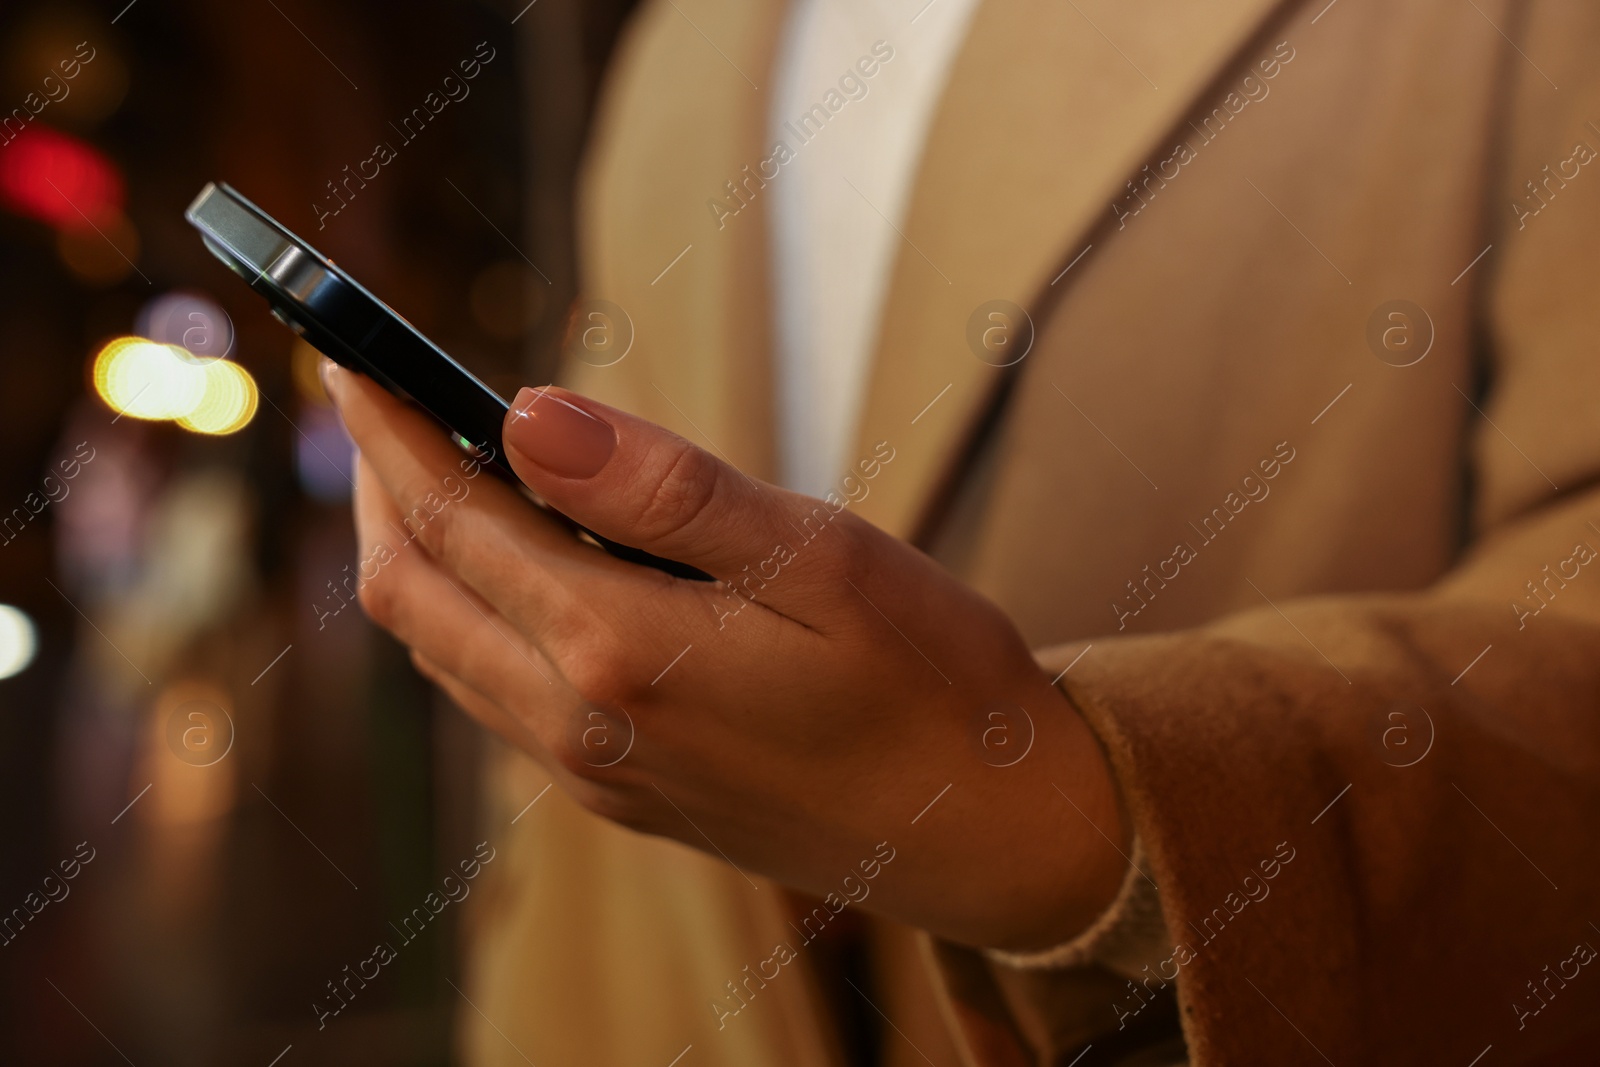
[324,362,705,668]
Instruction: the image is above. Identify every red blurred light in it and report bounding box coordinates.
[0,125,122,230]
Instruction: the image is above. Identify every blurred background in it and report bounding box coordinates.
[0,1,636,1062]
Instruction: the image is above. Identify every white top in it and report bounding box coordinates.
[768,0,983,495]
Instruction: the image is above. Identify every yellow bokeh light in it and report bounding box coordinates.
[91,336,258,435]
[290,338,328,403]
[94,337,206,420]
[178,358,258,435]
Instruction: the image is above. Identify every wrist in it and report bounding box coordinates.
[986,678,1130,951]
[886,672,1129,952]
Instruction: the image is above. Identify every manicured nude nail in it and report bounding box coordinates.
[505,387,616,479]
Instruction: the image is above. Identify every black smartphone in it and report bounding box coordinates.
[185,182,707,581]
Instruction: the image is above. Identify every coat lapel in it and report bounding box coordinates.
[572,0,790,483]
[577,0,1304,531]
[847,0,1299,540]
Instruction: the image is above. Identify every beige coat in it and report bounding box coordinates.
[464,0,1600,1062]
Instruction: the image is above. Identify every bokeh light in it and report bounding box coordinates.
[177,359,258,435]
[137,292,235,360]
[3,15,130,127]
[92,336,258,434]
[0,125,122,230]
[290,337,329,403]
[295,401,355,501]
[94,337,206,420]
[0,604,38,680]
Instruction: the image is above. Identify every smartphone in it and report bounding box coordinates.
[185,181,707,581]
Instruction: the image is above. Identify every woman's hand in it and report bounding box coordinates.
[324,362,1126,951]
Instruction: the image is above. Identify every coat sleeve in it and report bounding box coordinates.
[926,4,1600,1064]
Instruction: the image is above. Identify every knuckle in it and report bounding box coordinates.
[562,645,636,708]
[548,732,594,779]
[407,647,432,677]
[798,507,874,586]
[629,440,721,544]
[525,582,592,653]
[830,512,876,575]
[549,698,636,784]
[401,492,457,561]
[356,572,400,627]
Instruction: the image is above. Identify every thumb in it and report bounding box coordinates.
[502,386,846,584]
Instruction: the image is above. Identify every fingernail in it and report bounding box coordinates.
[319,357,340,398]
[505,387,616,479]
